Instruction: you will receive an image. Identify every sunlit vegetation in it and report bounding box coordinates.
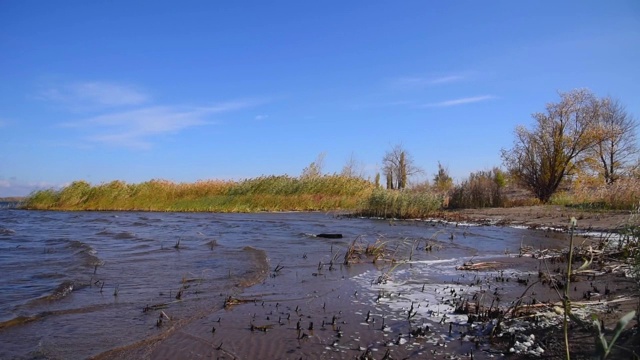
[355,188,442,219]
[23,176,376,212]
[502,89,638,203]
[448,168,506,209]
[550,177,640,210]
[22,90,639,214]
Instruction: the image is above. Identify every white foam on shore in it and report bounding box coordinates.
[351,257,537,328]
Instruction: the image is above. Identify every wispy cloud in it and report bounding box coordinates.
[391,74,465,89]
[420,95,497,108]
[40,81,150,111]
[352,100,413,110]
[429,75,465,84]
[61,101,258,149]
[254,114,269,120]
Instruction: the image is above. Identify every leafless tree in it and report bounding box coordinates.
[502,89,600,202]
[588,97,638,184]
[382,144,422,190]
[340,153,366,178]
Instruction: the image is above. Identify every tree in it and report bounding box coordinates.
[301,152,326,179]
[386,169,393,189]
[382,144,422,190]
[432,161,453,193]
[501,89,600,202]
[588,97,638,184]
[340,153,365,178]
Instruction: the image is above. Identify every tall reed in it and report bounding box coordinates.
[22,175,375,212]
[551,177,640,210]
[356,188,442,219]
[448,168,505,209]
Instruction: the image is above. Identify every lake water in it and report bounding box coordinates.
[0,209,567,359]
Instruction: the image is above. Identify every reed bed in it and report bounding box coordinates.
[355,188,443,219]
[22,176,375,212]
[448,169,505,209]
[551,177,640,210]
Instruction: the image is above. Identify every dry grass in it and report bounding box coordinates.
[23,175,375,212]
[448,169,505,209]
[355,188,442,219]
[551,177,640,210]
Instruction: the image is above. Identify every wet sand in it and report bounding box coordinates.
[93,207,639,359]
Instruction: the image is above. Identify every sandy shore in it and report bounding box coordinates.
[94,206,639,360]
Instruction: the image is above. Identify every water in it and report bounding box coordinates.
[0,209,565,359]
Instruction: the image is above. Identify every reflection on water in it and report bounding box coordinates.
[0,209,562,359]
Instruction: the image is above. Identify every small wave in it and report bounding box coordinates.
[0,314,43,330]
[0,226,16,236]
[138,216,162,223]
[237,246,270,287]
[68,240,104,267]
[114,231,137,239]
[95,229,137,240]
[31,272,66,280]
[0,303,110,330]
[25,280,92,309]
[35,280,75,303]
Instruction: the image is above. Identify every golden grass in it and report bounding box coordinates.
[355,188,443,219]
[551,178,640,210]
[23,175,376,212]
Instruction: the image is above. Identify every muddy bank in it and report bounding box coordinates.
[447,205,634,232]
[93,215,640,359]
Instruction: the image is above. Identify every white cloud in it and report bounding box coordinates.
[255,114,269,120]
[61,101,259,149]
[41,81,150,110]
[428,75,465,84]
[420,95,497,108]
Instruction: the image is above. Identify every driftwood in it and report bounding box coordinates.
[316,233,343,239]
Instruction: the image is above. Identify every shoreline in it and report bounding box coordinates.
[90,208,639,359]
[444,205,634,233]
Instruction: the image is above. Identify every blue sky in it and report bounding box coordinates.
[1,1,639,197]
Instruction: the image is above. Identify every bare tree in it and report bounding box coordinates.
[382,144,422,190]
[501,89,600,202]
[340,153,365,178]
[588,97,638,184]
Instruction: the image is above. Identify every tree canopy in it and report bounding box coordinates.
[502,89,637,202]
